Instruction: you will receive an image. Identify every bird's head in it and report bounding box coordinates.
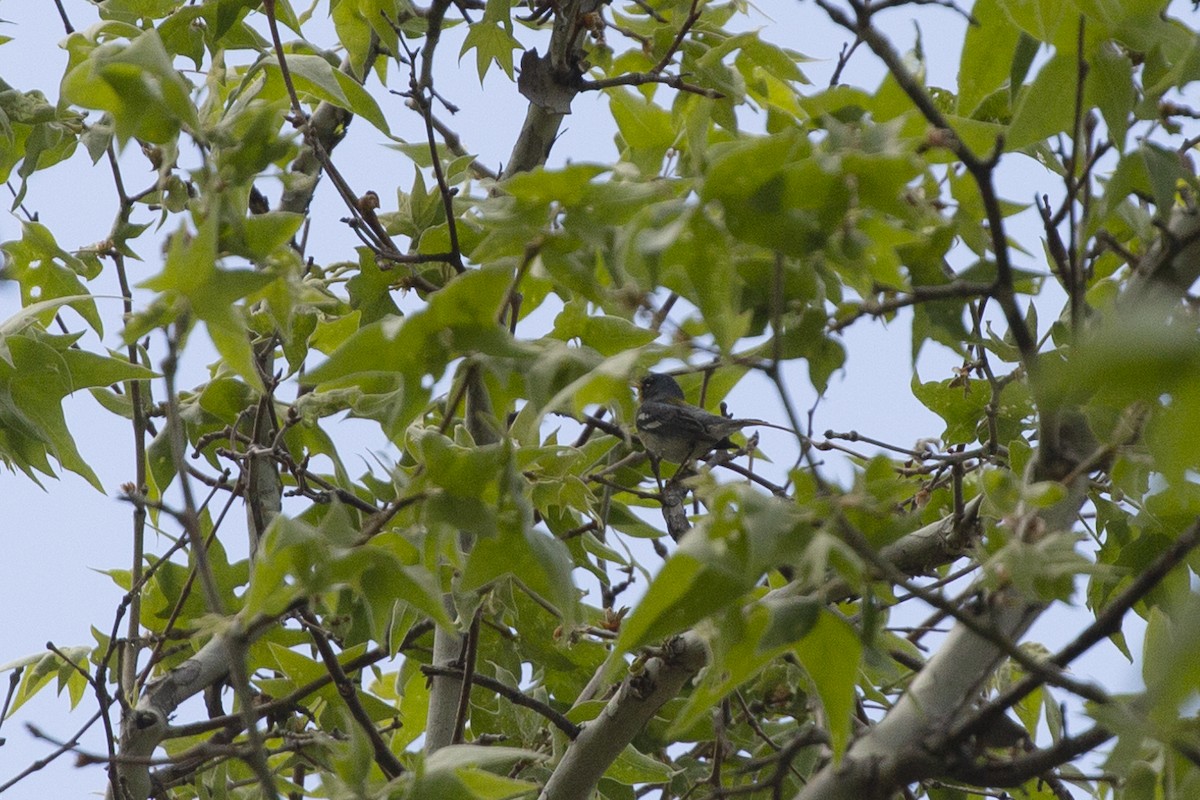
[638,372,686,403]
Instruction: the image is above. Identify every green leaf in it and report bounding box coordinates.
[240,212,304,261]
[446,439,577,623]
[243,514,336,616]
[1009,33,1040,99]
[609,88,677,176]
[271,54,391,135]
[504,163,610,206]
[344,248,402,324]
[1044,304,1200,411]
[61,347,158,387]
[459,0,522,82]
[454,768,541,799]
[268,642,326,686]
[1141,595,1200,723]
[614,534,749,653]
[0,331,153,489]
[158,6,206,69]
[307,266,524,438]
[6,647,90,716]
[426,744,546,773]
[605,745,678,784]
[671,596,821,733]
[1006,52,1076,150]
[1121,762,1158,800]
[340,551,455,633]
[0,87,82,203]
[957,0,1023,116]
[685,212,749,353]
[61,28,197,145]
[1,221,102,334]
[1088,40,1134,148]
[551,302,658,356]
[138,211,274,388]
[1139,142,1190,217]
[91,0,179,21]
[1094,143,1188,224]
[998,0,1073,47]
[1023,480,1068,508]
[507,347,637,445]
[701,129,829,258]
[211,100,294,186]
[330,0,376,77]
[911,374,991,445]
[793,610,862,761]
[639,207,751,353]
[395,670,431,750]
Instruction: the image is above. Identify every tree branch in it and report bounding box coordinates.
[300,611,404,779]
[947,725,1112,788]
[792,462,1091,800]
[946,516,1200,746]
[539,634,709,800]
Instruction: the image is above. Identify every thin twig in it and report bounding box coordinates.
[0,711,103,793]
[451,609,483,744]
[52,0,74,33]
[579,73,724,98]
[422,665,581,737]
[829,281,994,332]
[301,611,404,778]
[829,36,862,86]
[651,0,702,74]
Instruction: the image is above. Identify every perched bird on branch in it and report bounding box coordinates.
[635,372,793,464]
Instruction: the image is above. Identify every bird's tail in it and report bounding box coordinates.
[739,419,797,435]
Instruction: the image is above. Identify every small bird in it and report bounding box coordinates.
[635,372,792,464]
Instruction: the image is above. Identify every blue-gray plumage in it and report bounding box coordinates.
[635,372,791,463]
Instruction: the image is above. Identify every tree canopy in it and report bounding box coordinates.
[4,1,1200,799]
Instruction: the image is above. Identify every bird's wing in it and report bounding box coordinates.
[638,402,723,437]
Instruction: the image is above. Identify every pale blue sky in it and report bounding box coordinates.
[0,1,1148,796]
